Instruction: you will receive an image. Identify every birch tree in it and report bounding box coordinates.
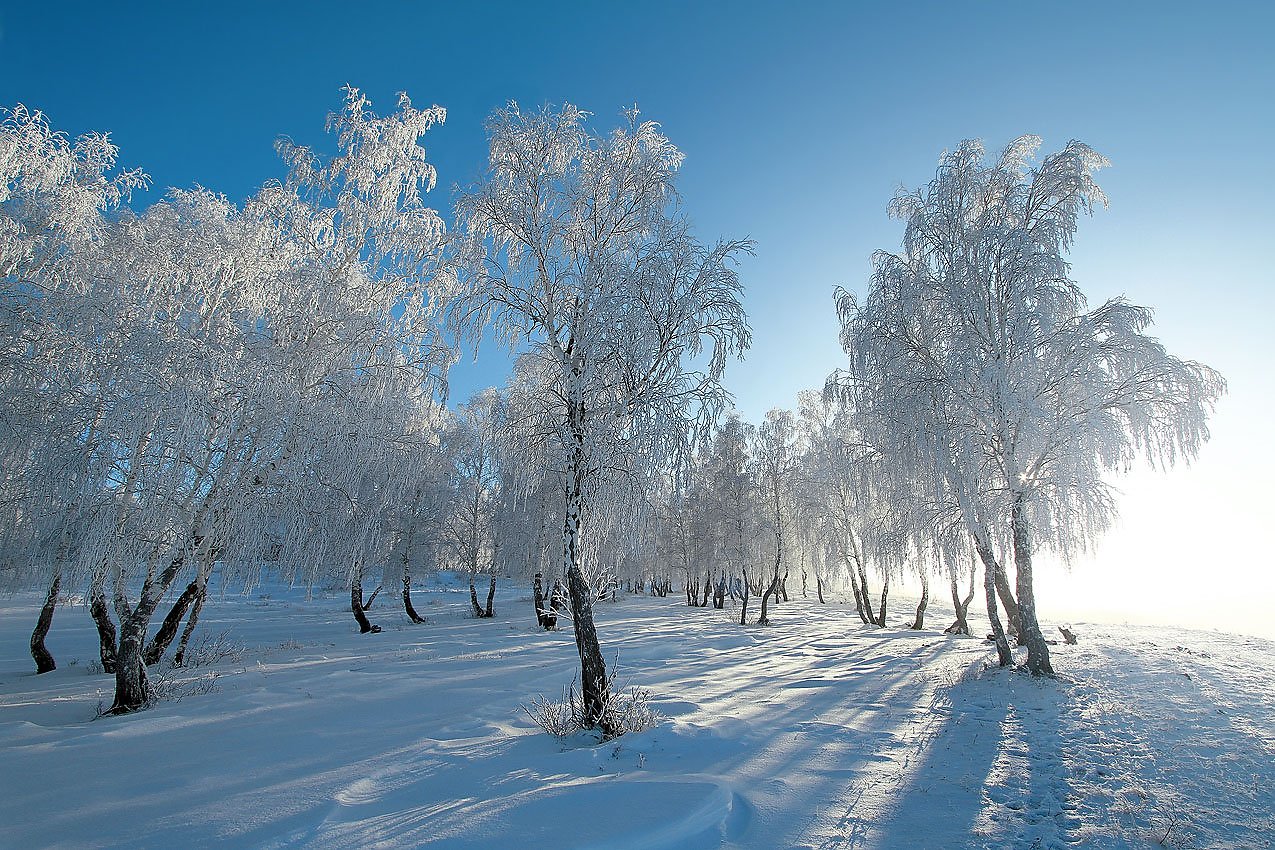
[840,136,1224,674]
[450,103,750,734]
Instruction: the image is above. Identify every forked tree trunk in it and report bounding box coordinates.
[974,537,1013,666]
[1011,493,1053,676]
[144,580,200,666]
[107,550,187,713]
[351,573,379,634]
[361,584,382,611]
[946,568,974,635]
[469,574,484,617]
[90,587,118,674]
[911,570,928,629]
[30,572,61,674]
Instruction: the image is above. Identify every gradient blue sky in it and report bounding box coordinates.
[3,1,1272,632]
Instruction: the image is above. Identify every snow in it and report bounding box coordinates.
[1,578,1272,849]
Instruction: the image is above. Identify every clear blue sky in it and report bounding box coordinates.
[4,1,1273,631]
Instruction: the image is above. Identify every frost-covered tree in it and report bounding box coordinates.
[0,104,147,673]
[450,103,750,734]
[840,136,1225,674]
[1,89,452,709]
[443,388,506,617]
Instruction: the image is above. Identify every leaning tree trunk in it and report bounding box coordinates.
[858,561,879,625]
[351,569,379,634]
[402,548,425,624]
[1011,493,1053,676]
[911,570,929,629]
[846,558,868,622]
[974,537,1013,667]
[562,442,615,736]
[172,580,209,667]
[30,572,61,674]
[758,563,781,626]
[993,559,1021,640]
[90,585,118,674]
[469,573,485,617]
[144,580,200,666]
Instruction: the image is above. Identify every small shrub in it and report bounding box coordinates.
[148,668,220,704]
[522,669,664,740]
[179,630,245,668]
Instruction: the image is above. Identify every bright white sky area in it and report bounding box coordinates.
[3,1,1272,637]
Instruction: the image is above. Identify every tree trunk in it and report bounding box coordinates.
[30,572,61,674]
[846,558,868,622]
[701,572,712,608]
[90,588,118,674]
[485,574,497,618]
[946,569,971,635]
[911,570,928,629]
[533,572,549,628]
[877,570,890,628]
[172,582,209,667]
[351,573,379,634]
[361,584,382,611]
[1011,493,1053,676]
[816,574,825,604]
[739,569,750,625]
[403,557,425,624]
[106,549,189,713]
[469,574,484,617]
[993,559,1021,639]
[857,560,878,625]
[779,568,789,602]
[109,612,151,713]
[974,537,1013,666]
[563,450,615,736]
[758,564,780,626]
[144,580,200,666]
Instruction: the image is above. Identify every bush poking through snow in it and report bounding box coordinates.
[522,675,663,740]
[148,670,221,705]
[177,630,245,668]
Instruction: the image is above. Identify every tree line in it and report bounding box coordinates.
[0,92,1222,730]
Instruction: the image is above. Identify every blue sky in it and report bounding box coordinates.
[4,1,1273,631]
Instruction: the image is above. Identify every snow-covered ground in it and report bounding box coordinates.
[1,577,1271,849]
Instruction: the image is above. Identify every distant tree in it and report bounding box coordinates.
[450,103,750,734]
[754,409,798,626]
[840,136,1225,674]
